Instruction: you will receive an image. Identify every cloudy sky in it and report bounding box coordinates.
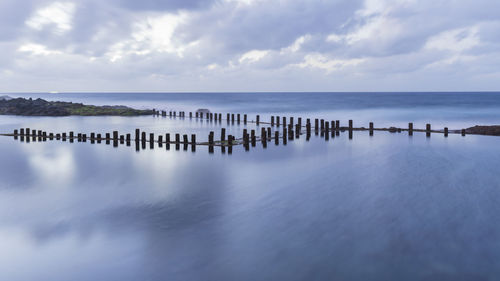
[0,0,499,92]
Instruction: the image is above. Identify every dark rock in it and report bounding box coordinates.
[0,97,154,116]
[465,125,500,136]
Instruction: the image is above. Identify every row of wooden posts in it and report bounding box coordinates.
[8,113,468,154]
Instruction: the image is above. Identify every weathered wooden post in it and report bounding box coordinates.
[83,134,87,142]
[237,114,240,124]
[126,134,130,142]
[283,127,287,145]
[20,128,24,136]
[218,113,222,121]
[90,132,95,140]
[277,116,280,127]
[296,123,301,134]
[226,113,230,122]
[275,131,279,145]
[26,128,30,136]
[325,122,330,140]
[261,127,266,142]
[190,112,192,118]
[69,131,74,143]
[267,127,272,139]
[251,130,256,146]
[117,135,123,144]
[243,129,249,146]
[106,133,111,144]
[210,113,213,121]
[306,122,311,135]
[113,131,118,141]
[97,134,102,143]
[170,111,173,117]
[158,135,163,147]
[298,117,302,128]
[56,133,61,140]
[141,132,146,142]
[408,123,413,136]
[290,117,294,127]
[166,133,170,150]
[320,119,325,132]
[13,129,18,140]
[149,133,154,144]
[220,128,226,144]
[174,111,177,117]
[336,120,340,133]
[349,120,353,131]
[227,135,233,154]
[315,119,319,132]
[369,122,374,136]
[244,114,247,124]
[444,127,448,137]
[175,133,180,144]
[191,134,196,152]
[282,116,286,127]
[426,124,431,137]
[208,131,214,145]
[195,112,199,118]
[49,133,54,140]
[135,129,140,141]
[214,113,218,121]
[461,129,466,136]
[271,116,275,126]
[256,115,260,125]
[183,134,188,145]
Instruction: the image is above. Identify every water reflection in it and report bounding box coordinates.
[0,125,500,280]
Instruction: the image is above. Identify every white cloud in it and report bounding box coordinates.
[18,43,63,56]
[105,12,198,62]
[425,26,480,53]
[280,35,311,54]
[238,49,269,64]
[25,2,76,34]
[295,53,365,73]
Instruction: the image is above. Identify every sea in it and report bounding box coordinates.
[0,92,499,281]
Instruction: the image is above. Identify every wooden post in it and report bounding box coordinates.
[175,133,180,144]
[277,116,280,127]
[408,123,413,136]
[282,116,286,127]
[113,131,118,141]
[20,128,24,136]
[210,113,213,121]
[49,133,54,140]
[209,131,214,145]
[221,128,226,143]
[13,129,18,139]
[306,123,311,135]
[461,129,466,136]
[149,133,154,143]
[244,114,247,124]
[158,135,163,146]
[183,134,188,144]
[261,127,266,142]
[369,122,374,136]
[275,131,279,145]
[191,134,196,152]
[426,124,431,137]
[251,130,256,146]
[26,128,30,136]
[290,117,294,127]
[218,113,222,121]
[83,134,87,142]
[141,132,146,142]
[256,115,260,125]
[96,134,101,143]
[315,119,319,132]
[166,133,170,145]
[349,120,353,131]
[228,135,233,154]
[267,127,272,139]
[320,119,325,131]
[325,122,329,139]
[444,127,448,137]
[283,127,287,145]
[288,124,294,140]
[126,134,131,142]
[298,118,302,127]
[189,112,192,118]
[135,129,140,141]
[271,116,275,126]
[195,112,198,118]
[227,113,230,121]
[237,114,240,123]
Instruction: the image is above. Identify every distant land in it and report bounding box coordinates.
[0,96,153,116]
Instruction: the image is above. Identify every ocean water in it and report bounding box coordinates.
[0,92,499,281]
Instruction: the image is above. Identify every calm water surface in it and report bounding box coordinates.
[0,92,499,280]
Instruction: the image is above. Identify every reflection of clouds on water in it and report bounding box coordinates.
[26,145,76,187]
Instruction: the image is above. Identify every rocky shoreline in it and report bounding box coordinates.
[0,97,153,116]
